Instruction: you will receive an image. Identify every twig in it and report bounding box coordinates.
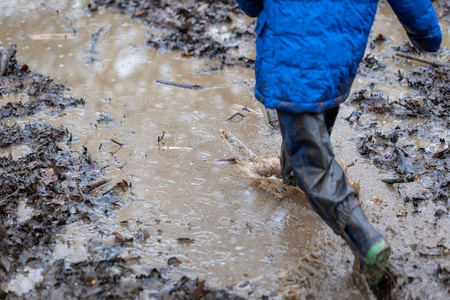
[77,184,86,202]
[149,145,195,151]
[433,146,450,159]
[85,178,111,193]
[40,2,77,34]
[211,158,238,164]
[155,80,227,91]
[419,251,442,257]
[220,129,256,159]
[226,112,247,121]
[381,175,417,184]
[86,27,105,55]
[118,159,130,170]
[232,104,261,115]
[111,139,124,146]
[30,33,77,40]
[156,80,202,90]
[157,130,166,146]
[396,53,442,67]
[177,238,195,244]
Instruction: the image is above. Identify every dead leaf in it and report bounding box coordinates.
[40,168,57,184]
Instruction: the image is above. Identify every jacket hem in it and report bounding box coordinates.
[255,90,350,114]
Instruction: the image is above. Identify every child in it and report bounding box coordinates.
[235,0,442,286]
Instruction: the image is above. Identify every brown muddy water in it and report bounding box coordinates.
[1,0,449,299]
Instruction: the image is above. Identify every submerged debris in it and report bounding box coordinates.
[155,79,227,91]
[0,44,85,119]
[0,122,121,288]
[85,27,106,65]
[350,58,450,215]
[89,0,256,68]
[0,45,246,299]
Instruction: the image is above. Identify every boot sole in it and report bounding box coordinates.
[363,239,392,287]
[341,232,392,287]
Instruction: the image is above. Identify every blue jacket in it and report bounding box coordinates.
[236,0,442,113]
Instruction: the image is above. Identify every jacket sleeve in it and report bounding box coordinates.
[387,0,442,52]
[235,0,263,18]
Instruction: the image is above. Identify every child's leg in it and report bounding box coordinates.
[324,105,339,135]
[277,108,359,233]
[280,105,339,187]
[276,108,391,286]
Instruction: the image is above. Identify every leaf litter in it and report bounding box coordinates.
[82,2,450,297]
[0,45,243,299]
[349,56,450,209]
[88,0,256,69]
[1,2,449,298]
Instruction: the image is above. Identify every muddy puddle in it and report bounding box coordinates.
[1,0,449,299]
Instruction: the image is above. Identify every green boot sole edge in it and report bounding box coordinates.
[363,239,392,287]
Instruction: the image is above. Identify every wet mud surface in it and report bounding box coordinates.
[0,45,85,119]
[351,55,450,206]
[1,0,450,299]
[0,46,242,299]
[343,53,450,299]
[89,0,255,69]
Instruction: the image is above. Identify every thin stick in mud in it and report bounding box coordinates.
[155,80,227,91]
[220,129,256,159]
[395,53,442,67]
[226,112,247,122]
[40,2,77,34]
[111,139,124,146]
[85,178,111,193]
[381,175,417,184]
[30,33,77,40]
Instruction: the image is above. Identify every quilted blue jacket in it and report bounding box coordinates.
[236,0,442,113]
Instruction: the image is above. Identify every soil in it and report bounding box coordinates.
[1,0,449,299]
[0,46,242,299]
[88,0,256,69]
[0,45,85,119]
[350,53,449,211]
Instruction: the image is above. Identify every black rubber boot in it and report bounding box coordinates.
[342,207,392,286]
[280,139,299,187]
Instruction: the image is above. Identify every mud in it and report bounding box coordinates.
[89,0,255,69]
[350,54,449,214]
[433,0,450,20]
[0,45,85,119]
[0,47,242,299]
[1,0,449,299]
[10,258,244,300]
[0,121,117,282]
